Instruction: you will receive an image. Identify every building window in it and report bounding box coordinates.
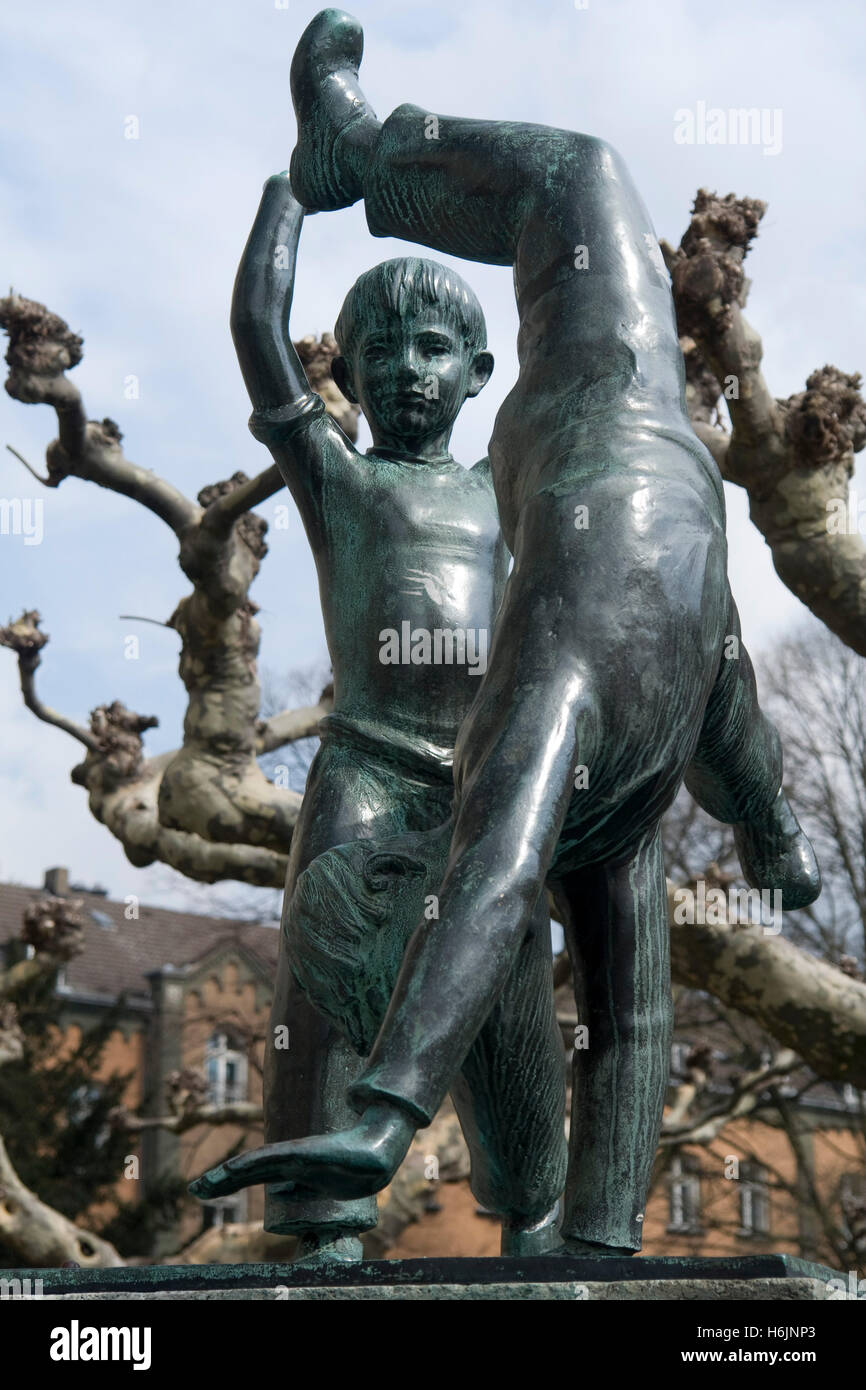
[667,1154,702,1233]
[839,1173,866,1242]
[738,1161,770,1237]
[205,1032,248,1106]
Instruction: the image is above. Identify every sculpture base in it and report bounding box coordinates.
[6,1253,842,1300]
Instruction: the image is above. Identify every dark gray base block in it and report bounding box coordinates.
[2,1254,841,1301]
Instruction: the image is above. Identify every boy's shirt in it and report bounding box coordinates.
[251,394,508,777]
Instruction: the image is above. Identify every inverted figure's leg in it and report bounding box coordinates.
[450,890,568,1251]
[550,828,671,1253]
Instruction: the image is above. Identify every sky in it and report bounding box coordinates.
[1,0,864,914]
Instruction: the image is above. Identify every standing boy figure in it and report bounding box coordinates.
[227,171,568,1263]
[194,9,820,1256]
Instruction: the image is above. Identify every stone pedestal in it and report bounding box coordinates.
[4,1253,841,1300]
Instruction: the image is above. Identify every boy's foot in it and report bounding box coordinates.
[556,1238,636,1258]
[733,788,821,911]
[189,1103,415,1201]
[292,1231,364,1268]
[289,8,381,211]
[501,1204,564,1257]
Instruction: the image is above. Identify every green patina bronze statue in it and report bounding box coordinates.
[192,8,820,1259]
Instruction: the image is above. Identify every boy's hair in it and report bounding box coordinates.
[334,257,487,364]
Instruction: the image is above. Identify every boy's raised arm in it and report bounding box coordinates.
[231,173,334,499]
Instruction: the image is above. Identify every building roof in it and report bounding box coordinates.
[0,876,280,1006]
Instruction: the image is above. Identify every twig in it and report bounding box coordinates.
[5,443,50,486]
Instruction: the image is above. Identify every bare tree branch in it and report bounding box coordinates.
[255,695,332,754]
[0,293,199,535]
[205,463,284,531]
[0,1134,124,1269]
[668,880,866,1087]
[0,907,123,1269]
[75,741,290,887]
[661,1048,799,1146]
[666,192,866,654]
[5,442,50,485]
[0,611,99,751]
[111,1101,263,1137]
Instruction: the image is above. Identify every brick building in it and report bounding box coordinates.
[640,1032,866,1267]
[0,868,277,1253]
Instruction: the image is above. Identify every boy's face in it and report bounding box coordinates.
[336,304,491,454]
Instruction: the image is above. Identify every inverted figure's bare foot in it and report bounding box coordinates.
[189,1104,415,1202]
[289,8,381,211]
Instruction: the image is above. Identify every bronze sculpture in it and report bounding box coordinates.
[192,8,820,1258]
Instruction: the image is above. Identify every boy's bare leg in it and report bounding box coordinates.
[262,740,403,1259]
[264,977,373,1264]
